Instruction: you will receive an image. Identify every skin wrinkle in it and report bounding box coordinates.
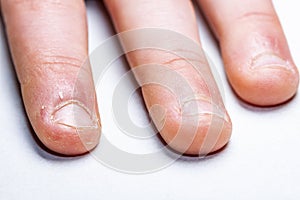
[1,0,101,155]
[156,50,207,75]
[128,45,206,69]
[2,0,298,155]
[173,48,204,57]
[143,69,211,116]
[162,57,206,67]
[19,53,87,86]
[237,11,275,23]
[5,0,79,11]
[105,0,198,40]
[132,34,228,153]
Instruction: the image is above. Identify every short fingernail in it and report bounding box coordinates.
[51,100,99,129]
[181,94,229,122]
[250,53,292,71]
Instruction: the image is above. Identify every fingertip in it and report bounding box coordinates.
[199,0,299,106]
[21,62,101,156]
[184,115,232,156]
[227,57,299,106]
[35,101,101,156]
[160,106,232,155]
[36,117,101,156]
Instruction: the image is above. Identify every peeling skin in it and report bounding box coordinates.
[2,0,101,155]
[58,91,64,100]
[162,57,206,67]
[125,42,232,154]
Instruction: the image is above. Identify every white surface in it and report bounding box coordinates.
[1,0,300,199]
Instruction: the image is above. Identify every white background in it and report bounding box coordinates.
[1,0,300,199]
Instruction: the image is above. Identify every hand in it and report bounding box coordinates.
[1,0,298,155]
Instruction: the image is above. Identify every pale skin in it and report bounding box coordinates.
[0,0,298,155]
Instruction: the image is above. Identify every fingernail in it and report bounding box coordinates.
[51,100,99,129]
[181,94,229,122]
[250,53,292,71]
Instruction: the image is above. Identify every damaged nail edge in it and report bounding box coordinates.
[250,52,295,72]
[181,112,230,123]
[50,99,100,129]
[56,121,100,130]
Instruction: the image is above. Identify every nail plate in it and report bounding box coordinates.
[51,100,99,129]
[250,53,292,71]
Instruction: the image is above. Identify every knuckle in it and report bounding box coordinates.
[20,53,86,86]
[37,54,84,70]
[4,0,83,10]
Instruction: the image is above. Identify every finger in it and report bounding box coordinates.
[105,0,232,155]
[1,0,101,155]
[198,0,299,106]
